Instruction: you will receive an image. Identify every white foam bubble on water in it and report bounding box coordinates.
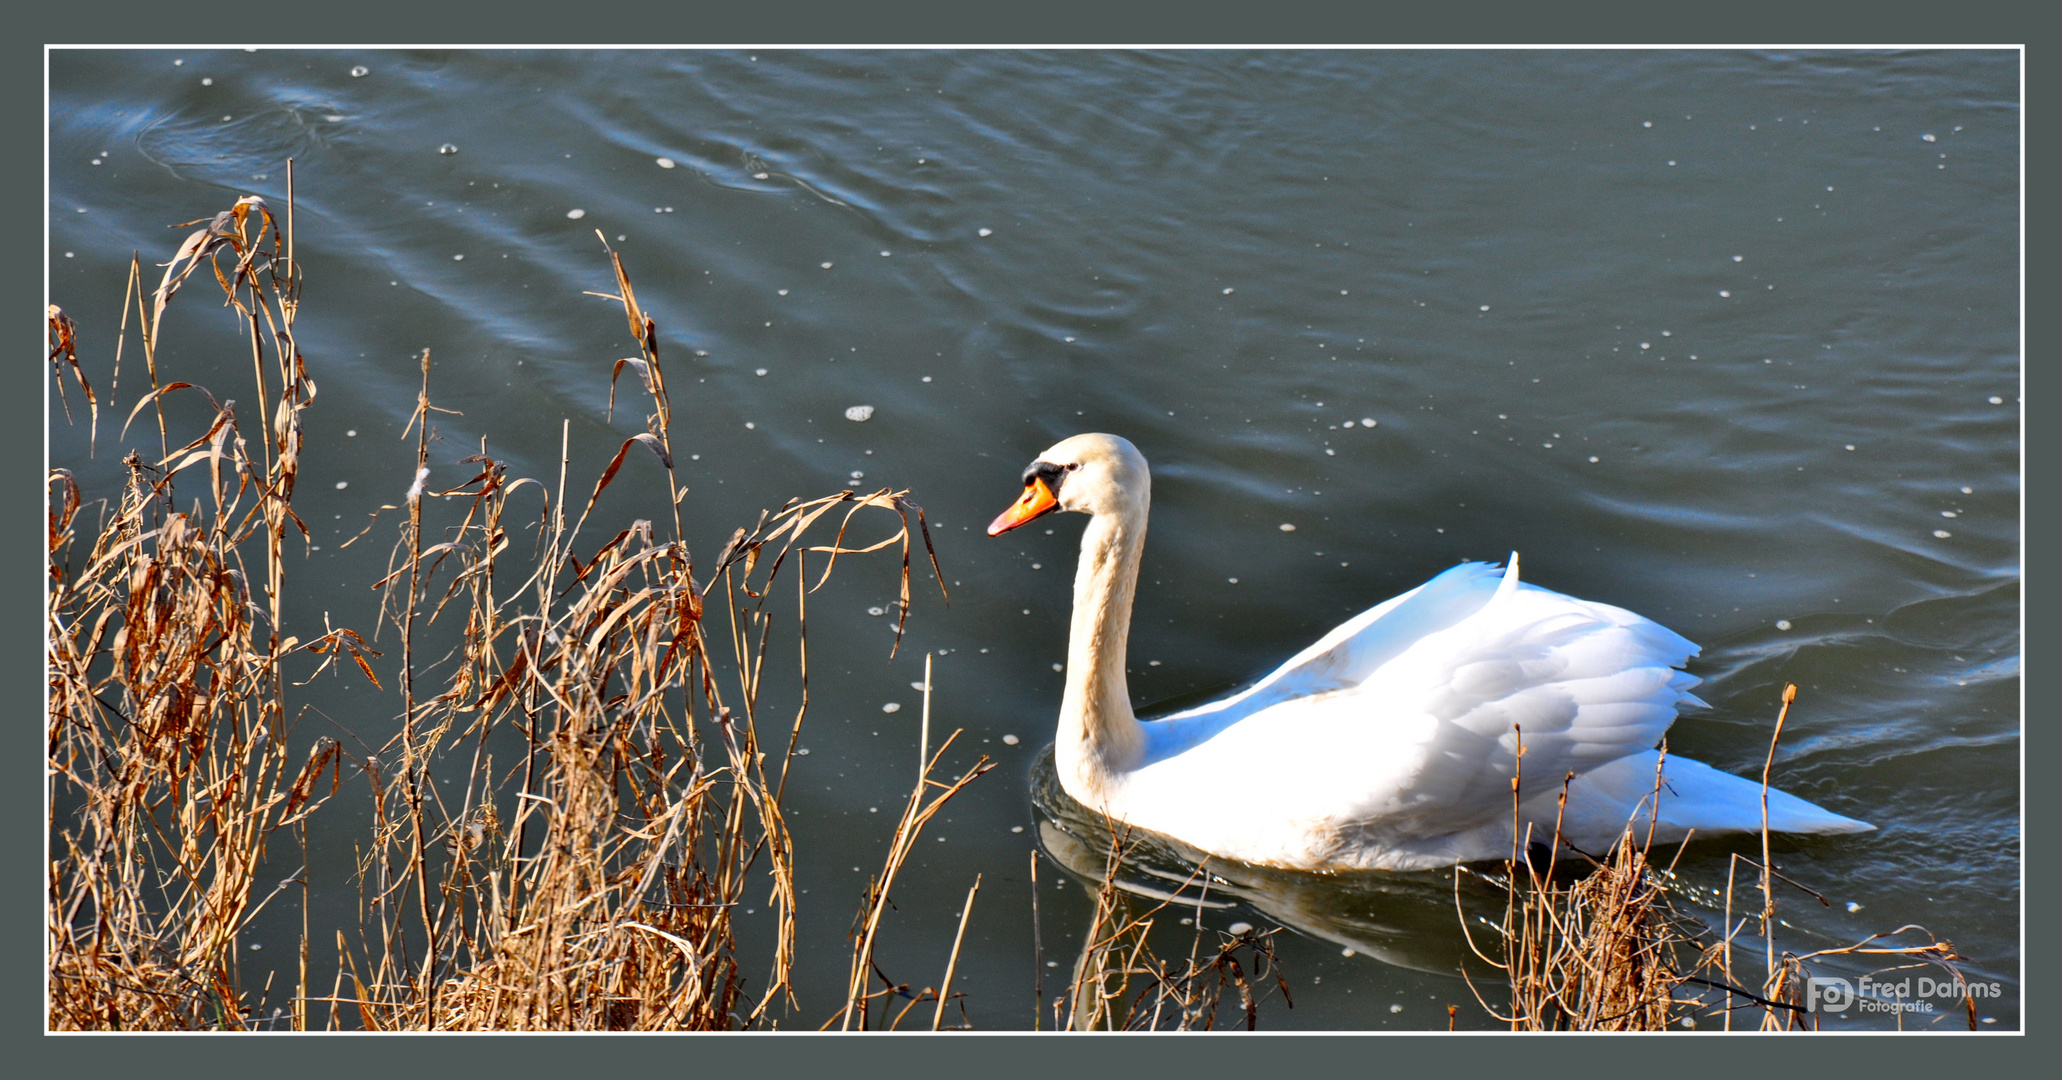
[845,405,874,422]
[1934,530,1952,539]
[821,261,834,269]
[439,143,457,155]
[350,65,368,77]
[881,702,901,713]
[565,208,585,219]
[1002,734,1020,745]
[1776,620,1792,631]
[1279,523,1296,532]
[978,227,993,236]
[1923,133,1937,142]
[1222,287,1234,294]
[335,482,348,490]
[656,157,675,168]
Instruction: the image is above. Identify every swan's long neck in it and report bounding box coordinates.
[1057,502,1148,805]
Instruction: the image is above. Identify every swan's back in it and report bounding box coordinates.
[1119,558,1741,868]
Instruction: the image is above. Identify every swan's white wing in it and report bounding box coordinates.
[1131,558,1704,854]
[1141,561,1514,759]
[1331,569,1703,838]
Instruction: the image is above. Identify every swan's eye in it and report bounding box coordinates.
[1065,462,1080,472]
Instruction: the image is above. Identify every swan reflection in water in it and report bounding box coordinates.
[1029,745,1501,982]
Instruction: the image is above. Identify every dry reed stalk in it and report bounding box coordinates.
[932,873,982,1031]
[1755,682,1795,1028]
[831,656,995,1031]
[51,189,952,1031]
[1730,686,1971,1031]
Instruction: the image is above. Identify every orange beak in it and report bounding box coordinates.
[988,477,1059,536]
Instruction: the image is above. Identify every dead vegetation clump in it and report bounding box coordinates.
[48,176,979,1031]
[48,187,342,1030]
[1461,689,1971,1031]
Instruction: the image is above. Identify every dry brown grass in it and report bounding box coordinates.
[47,175,974,1031]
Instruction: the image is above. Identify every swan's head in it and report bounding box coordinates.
[987,432,1150,536]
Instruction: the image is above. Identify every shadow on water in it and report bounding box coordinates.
[1028,744,1496,979]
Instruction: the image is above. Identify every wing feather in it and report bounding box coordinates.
[1135,558,1703,840]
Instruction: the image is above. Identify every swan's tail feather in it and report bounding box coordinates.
[1555,751,1874,848]
[1492,551,1522,605]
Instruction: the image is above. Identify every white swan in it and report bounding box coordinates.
[988,433,1872,871]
